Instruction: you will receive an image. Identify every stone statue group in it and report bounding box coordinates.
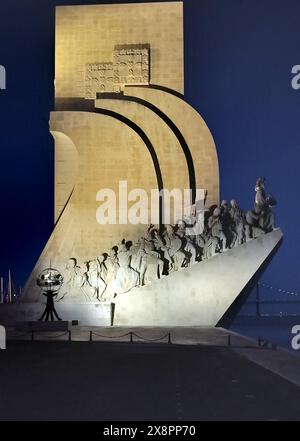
[59,178,276,302]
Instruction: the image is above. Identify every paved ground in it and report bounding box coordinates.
[0,341,300,421]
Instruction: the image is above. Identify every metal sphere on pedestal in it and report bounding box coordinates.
[36,268,64,293]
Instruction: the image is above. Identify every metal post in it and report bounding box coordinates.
[228,334,232,346]
[130,332,133,343]
[68,330,72,342]
[89,331,93,342]
[168,333,172,345]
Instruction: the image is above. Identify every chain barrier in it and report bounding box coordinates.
[7,330,277,350]
[32,331,70,340]
[90,331,132,340]
[90,331,172,344]
[9,330,172,343]
[131,332,171,343]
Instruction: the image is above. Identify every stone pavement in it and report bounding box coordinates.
[1,327,300,420]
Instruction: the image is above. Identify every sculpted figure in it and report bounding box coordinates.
[84,259,107,301]
[255,177,268,209]
[229,200,245,246]
[151,230,169,277]
[161,226,175,273]
[246,178,276,237]
[137,238,150,286]
[62,179,279,301]
[100,247,120,300]
[176,220,197,267]
[113,241,139,295]
[146,226,169,272]
[163,225,186,272]
[246,205,265,240]
[256,178,276,232]
[220,200,238,249]
[201,233,219,259]
[208,208,226,252]
[64,258,84,288]
[130,238,147,284]
[142,239,164,285]
[185,206,206,237]
[194,232,206,261]
[76,262,94,302]
[57,258,86,302]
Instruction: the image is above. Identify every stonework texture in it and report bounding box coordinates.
[23,2,221,307]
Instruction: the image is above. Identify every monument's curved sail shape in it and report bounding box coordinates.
[51,131,79,223]
[123,86,220,208]
[95,97,190,206]
[96,94,197,202]
[10,2,281,328]
[22,111,160,302]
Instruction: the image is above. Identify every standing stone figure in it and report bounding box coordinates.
[208,208,226,252]
[100,247,120,300]
[246,177,276,237]
[229,200,245,246]
[63,258,85,291]
[84,259,107,301]
[113,241,139,295]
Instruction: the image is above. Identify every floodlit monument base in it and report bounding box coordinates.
[0,303,112,327]
[0,229,282,328]
[113,229,283,326]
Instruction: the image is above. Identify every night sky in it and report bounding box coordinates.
[0,0,299,304]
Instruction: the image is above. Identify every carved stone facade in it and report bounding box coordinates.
[55,3,184,98]
[56,179,277,304]
[22,2,221,304]
[85,45,150,99]
[114,46,150,87]
[86,62,115,97]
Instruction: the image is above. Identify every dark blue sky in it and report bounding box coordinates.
[0,0,299,300]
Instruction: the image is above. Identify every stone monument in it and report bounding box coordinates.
[0,2,282,327]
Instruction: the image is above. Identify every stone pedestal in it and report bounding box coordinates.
[113,229,283,327]
[0,303,113,327]
[15,321,72,332]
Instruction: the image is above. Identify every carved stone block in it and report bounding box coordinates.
[85,45,150,99]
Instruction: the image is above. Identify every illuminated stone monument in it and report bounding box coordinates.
[15,2,281,327]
